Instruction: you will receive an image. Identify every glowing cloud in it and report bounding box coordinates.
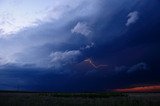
[115,85,160,92]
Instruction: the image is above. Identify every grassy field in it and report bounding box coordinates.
[0,92,160,106]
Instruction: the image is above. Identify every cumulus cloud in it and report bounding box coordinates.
[71,22,92,36]
[126,11,139,26]
[50,50,81,69]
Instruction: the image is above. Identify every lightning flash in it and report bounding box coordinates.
[84,58,108,69]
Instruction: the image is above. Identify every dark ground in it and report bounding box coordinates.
[0,92,160,106]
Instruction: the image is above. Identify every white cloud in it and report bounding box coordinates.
[50,50,81,69]
[126,11,139,26]
[80,42,95,50]
[71,22,92,36]
[85,43,94,49]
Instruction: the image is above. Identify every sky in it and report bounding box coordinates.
[0,0,160,92]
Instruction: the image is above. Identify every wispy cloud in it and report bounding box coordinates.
[126,11,139,26]
[71,22,92,36]
[115,62,148,73]
[127,62,148,73]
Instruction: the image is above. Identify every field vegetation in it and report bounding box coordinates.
[0,91,159,106]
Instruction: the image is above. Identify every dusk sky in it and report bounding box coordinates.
[0,0,160,92]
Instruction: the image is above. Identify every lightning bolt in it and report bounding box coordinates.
[84,58,108,69]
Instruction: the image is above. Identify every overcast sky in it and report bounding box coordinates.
[0,0,160,92]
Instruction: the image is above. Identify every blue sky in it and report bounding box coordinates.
[0,0,160,92]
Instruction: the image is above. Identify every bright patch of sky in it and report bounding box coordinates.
[0,0,54,35]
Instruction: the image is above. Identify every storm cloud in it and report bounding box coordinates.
[0,0,159,92]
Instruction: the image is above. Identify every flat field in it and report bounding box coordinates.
[0,92,159,106]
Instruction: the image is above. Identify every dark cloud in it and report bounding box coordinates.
[115,62,149,74]
[0,0,160,91]
[127,62,148,73]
